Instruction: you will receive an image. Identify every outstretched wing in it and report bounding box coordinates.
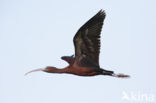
[73,10,105,68]
[61,55,74,64]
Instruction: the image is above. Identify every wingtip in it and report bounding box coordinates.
[97,9,106,18]
[99,9,104,13]
[99,9,105,14]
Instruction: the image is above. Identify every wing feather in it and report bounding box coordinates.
[73,10,106,67]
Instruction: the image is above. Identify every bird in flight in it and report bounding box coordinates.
[25,10,129,78]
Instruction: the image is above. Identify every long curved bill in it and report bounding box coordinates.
[25,68,44,76]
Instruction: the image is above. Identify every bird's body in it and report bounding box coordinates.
[26,10,129,78]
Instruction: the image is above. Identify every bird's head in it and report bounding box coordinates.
[25,66,57,75]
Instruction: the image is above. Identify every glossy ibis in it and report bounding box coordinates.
[25,10,130,78]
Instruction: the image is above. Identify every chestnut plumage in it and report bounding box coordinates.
[25,10,130,78]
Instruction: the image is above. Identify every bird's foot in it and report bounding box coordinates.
[112,73,130,78]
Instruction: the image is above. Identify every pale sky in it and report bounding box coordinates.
[0,0,156,103]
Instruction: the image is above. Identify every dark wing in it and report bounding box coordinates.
[73,10,105,68]
[61,55,74,64]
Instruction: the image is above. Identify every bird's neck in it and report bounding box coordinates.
[44,66,68,74]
